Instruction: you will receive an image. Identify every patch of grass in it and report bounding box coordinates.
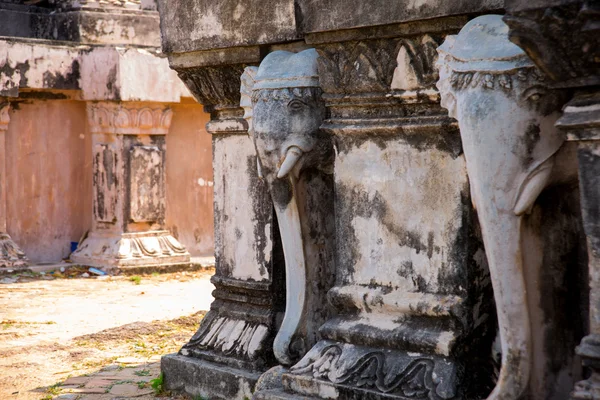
[151,272,160,277]
[150,373,165,395]
[46,382,62,395]
[130,275,142,285]
[134,369,151,376]
[195,396,207,400]
[137,380,147,389]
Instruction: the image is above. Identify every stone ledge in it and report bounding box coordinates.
[161,353,259,400]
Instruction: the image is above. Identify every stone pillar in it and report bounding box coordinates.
[0,101,28,269]
[557,92,600,400]
[70,101,190,269]
[160,62,286,400]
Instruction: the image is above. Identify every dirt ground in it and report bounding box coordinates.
[0,267,216,400]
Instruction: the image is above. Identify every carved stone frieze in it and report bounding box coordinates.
[289,341,456,399]
[87,102,173,135]
[316,35,444,96]
[71,230,188,267]
[313,34,457,133]
[504,0,600,88]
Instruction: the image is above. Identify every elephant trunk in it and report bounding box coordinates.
[478,205,532,400]
[272,174,307,366]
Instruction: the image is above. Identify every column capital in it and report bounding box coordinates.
[86,101,173,135]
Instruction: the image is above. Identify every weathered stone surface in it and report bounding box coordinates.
[162,353,259,400]
[0,38,189,101]
[156,0,298,54]
[299,0,503,34]
[80,46,189,102]
[0,3,161,46]
[437,15,585,400]
[129,145,164,222]
[0,38,82,97]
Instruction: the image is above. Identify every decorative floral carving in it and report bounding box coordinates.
[182,315,270,362]
[71,230,189,267]
[316,35,444,95]
[291,341,455,399]
[116,233,186,259]
[87,103,172,135]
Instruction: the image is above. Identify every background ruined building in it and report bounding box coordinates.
[0,0,215,268]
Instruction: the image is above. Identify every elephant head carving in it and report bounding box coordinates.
[241,49,335,366]
[437,15,572,400]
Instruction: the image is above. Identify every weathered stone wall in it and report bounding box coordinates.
[4,98,213,263]
[5,99,91,263]
[166,103,214,257]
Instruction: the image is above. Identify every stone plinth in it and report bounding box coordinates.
[0,101,28,269]
[70,101,190,269]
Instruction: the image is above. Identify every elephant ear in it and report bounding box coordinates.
[512,157,554,215]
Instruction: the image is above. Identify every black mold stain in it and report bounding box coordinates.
[106,65,121,101]
[335,181,432,285]
[334,123,462,159]
[519,122,541,168]
[42,59,80,89]
[270,178,293,210]
[0,60,31,90]
[526,181,588,397]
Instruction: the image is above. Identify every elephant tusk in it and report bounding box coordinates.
[277,146,303,179]
[272,175,307,365]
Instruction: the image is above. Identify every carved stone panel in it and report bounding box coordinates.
[129,145,165,223]
[93,144,118,223]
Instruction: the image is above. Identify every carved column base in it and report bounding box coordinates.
[270,340,458,400]
[70,230,190,269]
[0,233,28,268]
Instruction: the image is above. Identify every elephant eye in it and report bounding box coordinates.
[288,99,307,111]
[522,86,547,103]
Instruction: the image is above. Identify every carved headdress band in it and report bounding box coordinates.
[253,49,320,90]
[437,15,535,73]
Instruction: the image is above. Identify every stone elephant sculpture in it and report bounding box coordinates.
[437,15,581,400]
[240,49,335,366]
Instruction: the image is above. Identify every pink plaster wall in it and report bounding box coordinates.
[166,103,214,257]
[6,100,92,263]
[5,99,214,263]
